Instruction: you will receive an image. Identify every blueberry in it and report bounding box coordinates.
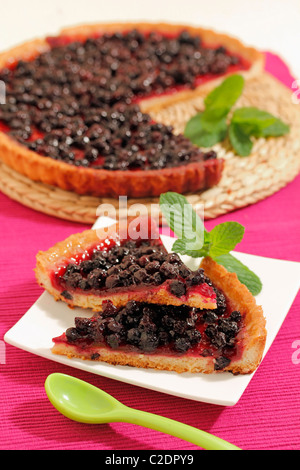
[74,317,93,334]
[160,262,178,279]
[218,318,239,339]
[91,353,100,360]
[152,272,163,285]
[61,290,73,300]
[166,253,181,264]
[230,310,242,322]
[107,265,121,276]
[107,320,123,333]
[178,264,191,278]
[174,337,191,353]
[202,311,218,324]
[87,268,107,289]
[169,280,186,298]
[106,333,121,349]
[139,331,159,352]
[78,278,91,290]
[105,274,122,289]
[133,268,150,284]
[215,289,227,314]
[80,260,95,274]
[127,328,140,345]
[138,255,150,267]
[102,299,118,317]
[66,327,80,342]
[125,300,140,315]
[214,356,231,371]
[64,272,82,289]
[205,327,227,349]
[186,269,205,286]
[145,260,160,273]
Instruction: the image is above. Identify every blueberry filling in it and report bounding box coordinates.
[0,30,241,170]
[59,239,209,297]
[64,299,242,369]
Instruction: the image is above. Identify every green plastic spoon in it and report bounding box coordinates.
[45,373,241,450]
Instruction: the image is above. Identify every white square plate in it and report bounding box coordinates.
[4,217,300,406]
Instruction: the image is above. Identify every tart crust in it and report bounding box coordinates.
[0,22,263,198]
[199,257,266,374]
[35,221,217,310]
[52,256,267,374]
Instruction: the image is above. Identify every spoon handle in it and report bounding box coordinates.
[120,406,240,450]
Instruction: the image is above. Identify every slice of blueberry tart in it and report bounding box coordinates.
[52,256,267,374]
[35,218,218,310]
[0,22,264,198]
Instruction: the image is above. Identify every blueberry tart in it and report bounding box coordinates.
[0,22,263,197]
[35,218,218,310]
[52,256,266,374]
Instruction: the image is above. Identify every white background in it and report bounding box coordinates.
[1,0,300,77]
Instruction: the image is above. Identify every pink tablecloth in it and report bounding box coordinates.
[0,52,299,451]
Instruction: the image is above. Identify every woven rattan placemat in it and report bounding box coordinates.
[0,72,299,224]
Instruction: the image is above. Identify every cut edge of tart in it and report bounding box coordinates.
[0,22,263,198]
[35,218,218,311]
[51,256,267,375]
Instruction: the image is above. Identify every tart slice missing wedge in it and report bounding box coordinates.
[52,257,266,374]
[35,219,217,310]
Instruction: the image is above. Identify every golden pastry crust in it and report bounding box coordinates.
[51,341,217,374]
[0,38,49,69]
[52,256,266,374]
[0,22,263,197]
[35,222,217,310]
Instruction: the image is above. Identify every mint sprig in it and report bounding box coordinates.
[159,192,262,295]
[184,74,290,156]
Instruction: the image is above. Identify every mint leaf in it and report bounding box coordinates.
[204,74,245,119]
[159,191,262,296]
[191,130,224,148]
[232,107,277,133]
[160,194,244,259]
[228,121,253,156]
[172,228,211,258]
[184,113,227,147]
[260,119,290,137]
[229,107,290,156]
[214,253,263,295]
[197,114,227,133]
[208,222,245,258]
[184,74,244,147]
[171,238,208,258]
[159,192,204,252]
[183,112,203,141]
[231,107,290,138]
